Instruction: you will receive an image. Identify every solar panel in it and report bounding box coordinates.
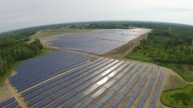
[7,51,166,108]
[104,79,116,89]
[95,64,140,107]
[50,29,151,54]
[30,60,119,106]
[83,84,99,96]
[122,66,158,108]
[65,62,131,108]
[64,94,85,108]
[136,69,159,108]
[79,98,93,108]
[10,51,90,91]
[91,87,107,99]
[149,72,165,108]
[0,97,20,108]
[24,59,113,103]
[0,98,15,107]
[109,65,148,108]
[46,91,77,108]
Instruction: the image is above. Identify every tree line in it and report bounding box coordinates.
[0,30,43,77]
[133,29,193,64]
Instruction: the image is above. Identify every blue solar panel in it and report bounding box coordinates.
[7,48,165,108]
[79,98,93,108]
[50,29,151,54]
[94,102,103,108]
[101,91,116,104]
[30,60,119,107]
[23,59,112,101]
[66,63,133,108]
[49,91,77,108]
[114,63,135,80]
[9,51,90,91]
[0,97,20,108]
[91,87,107,99]
[136,69,158,108]
[149,71,165,108]
[94,65,142,108]
[112,93,125,107]
[104,79,116,89]
[75,82,90,93]
[64,94,85,108]
[63,61,129,108]
[123,98,133,108]
[5,102,19,108]
[0,98,15,107]
[122,66,156,108]
[64,62,129,107]
[109,65,149,108]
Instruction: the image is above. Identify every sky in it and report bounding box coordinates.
[0,0,193,32]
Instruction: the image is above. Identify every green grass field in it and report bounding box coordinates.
[161,84,193,108]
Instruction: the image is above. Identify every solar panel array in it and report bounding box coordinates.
[50,28,151,54]
[2,28,169,108]
[9,51,90,92]
[0,97,20,108]
[11,57,166,108]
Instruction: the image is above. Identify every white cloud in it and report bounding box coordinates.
[0,0,193,32]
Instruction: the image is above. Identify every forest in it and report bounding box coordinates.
[0,30,43,82]
[130,29,193,63]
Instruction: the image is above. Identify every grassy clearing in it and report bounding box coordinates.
[126,51,152,62]
[161,84,193,108]
[166,64,193,82]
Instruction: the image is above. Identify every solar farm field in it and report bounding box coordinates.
[0,28,179,108]
[50,28,151,54]
[2,50,169,108]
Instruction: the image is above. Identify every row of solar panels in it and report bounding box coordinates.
[51,28,151,54]
[51,38,126,54]
[62,61,164,108]
[25,58,120,107]
[16,57,165,108]
[9,51,90,91]
[0,97,20,108]
[78,63,143,108]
